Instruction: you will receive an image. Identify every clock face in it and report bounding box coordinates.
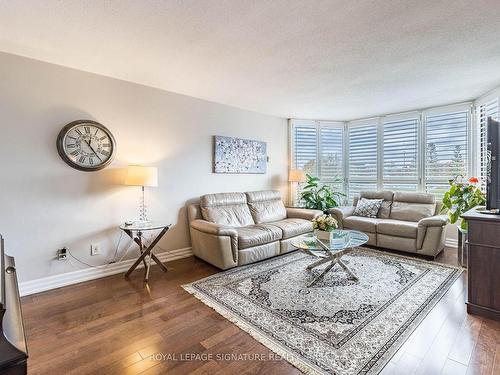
[57,120,116,171]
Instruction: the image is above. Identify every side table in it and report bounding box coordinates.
[119,222,171,282]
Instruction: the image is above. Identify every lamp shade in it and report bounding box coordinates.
[124,165,158,187]
[289,169,306,183]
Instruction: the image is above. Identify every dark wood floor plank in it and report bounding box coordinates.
[466,317,499,375]
[414,287,467,375]
[20,247,498,375]
[447,313,483,366]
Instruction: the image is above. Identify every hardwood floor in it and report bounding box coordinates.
[21,247,500,375]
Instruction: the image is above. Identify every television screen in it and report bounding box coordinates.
[486,117,500,211]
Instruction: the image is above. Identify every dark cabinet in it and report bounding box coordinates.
[462,209,500,320]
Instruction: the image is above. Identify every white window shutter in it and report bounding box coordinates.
[383,118,418,179]
[348,122,378,200]
[478,99,499,191]
[424,110,469,198]
[292,122,318,175]
[319,123,344,192]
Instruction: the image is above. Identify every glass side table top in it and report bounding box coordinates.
[119,221,171,231]
[291,230,369,252]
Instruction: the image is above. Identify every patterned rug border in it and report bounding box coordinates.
[182,248,464,375]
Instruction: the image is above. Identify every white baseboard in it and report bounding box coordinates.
[19,247,193,297]
[445,238,458,248]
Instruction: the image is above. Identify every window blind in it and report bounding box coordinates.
[424,110,469,197]
[292,123,317,175]
[383,118,418,180]
[348,122,378,200]
[478,99,499,191]
[319,124,344,188]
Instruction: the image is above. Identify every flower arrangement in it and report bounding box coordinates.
[441,176,485,231]
[312,214,338,232]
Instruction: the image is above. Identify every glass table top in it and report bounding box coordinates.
[291,230,369,252]
[119,221,171,231]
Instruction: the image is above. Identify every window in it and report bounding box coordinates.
[424,109,470,198]
[319,123,344,192]
[347,121,378,200]
[383,116,419,191]
[477,99,499,191]
[290,102,477,203]
[291,121,317,175]
[290,120,344,203]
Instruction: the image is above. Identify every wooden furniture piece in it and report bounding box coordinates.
[120,222,170,282]
[461,208,500,320]
[0,235,28,374]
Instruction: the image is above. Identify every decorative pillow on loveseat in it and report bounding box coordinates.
[353,198,383,218]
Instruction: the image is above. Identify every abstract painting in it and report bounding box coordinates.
[213,135,267,174]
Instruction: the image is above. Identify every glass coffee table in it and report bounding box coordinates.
[291,230,369,287]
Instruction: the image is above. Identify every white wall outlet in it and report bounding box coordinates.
[90,243,100,256]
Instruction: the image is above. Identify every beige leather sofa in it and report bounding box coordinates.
[188,190,322,269]
[329,191,448,258]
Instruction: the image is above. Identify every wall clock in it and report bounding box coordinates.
[56,120,116,172]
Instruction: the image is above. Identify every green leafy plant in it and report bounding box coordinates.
[441,176,485,231]
[300,174,345,211]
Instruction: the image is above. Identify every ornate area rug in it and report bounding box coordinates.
[183,249,462,375]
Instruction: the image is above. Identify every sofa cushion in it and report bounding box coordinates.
[390,192,436,222]
[377,219,418,238]
[269,218,313,239]
[200,192,255,227]
[353,190,394,219]
[236,224,282,249]
[343,216,382,233]
[353,198,383,218]
[246,190,287,223]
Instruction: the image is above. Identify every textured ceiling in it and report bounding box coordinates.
[1,0,499,120]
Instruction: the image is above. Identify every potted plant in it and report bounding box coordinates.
[300,174,345,212]
[312,214,338,242]
[441,176,485,266]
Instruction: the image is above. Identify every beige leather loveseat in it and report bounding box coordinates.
[329,191,448,258]
[188,190,322,269]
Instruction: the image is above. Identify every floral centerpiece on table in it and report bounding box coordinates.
[312,214,338,241]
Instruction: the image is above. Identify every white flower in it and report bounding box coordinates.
[311,214,338,232]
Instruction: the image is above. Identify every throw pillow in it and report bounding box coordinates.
[353,198,383,218]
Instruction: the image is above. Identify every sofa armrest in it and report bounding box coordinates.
[190,219,239,269]
[286,207,323,220]
[418,215,449,228]
[190,219,238,237]
[328,206,355,221]
[416,215,448,253]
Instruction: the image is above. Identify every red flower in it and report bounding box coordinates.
[468,177,479,184]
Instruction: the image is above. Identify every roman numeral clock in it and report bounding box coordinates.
[56,120,116,171]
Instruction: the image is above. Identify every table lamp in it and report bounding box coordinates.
[289,169,307,184]
[288,169,306,206]
[124,165,158,224]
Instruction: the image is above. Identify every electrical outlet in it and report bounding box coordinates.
[57,248,67,261]
[90,243,100,256]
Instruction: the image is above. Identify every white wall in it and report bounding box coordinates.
[0,52,288,282]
